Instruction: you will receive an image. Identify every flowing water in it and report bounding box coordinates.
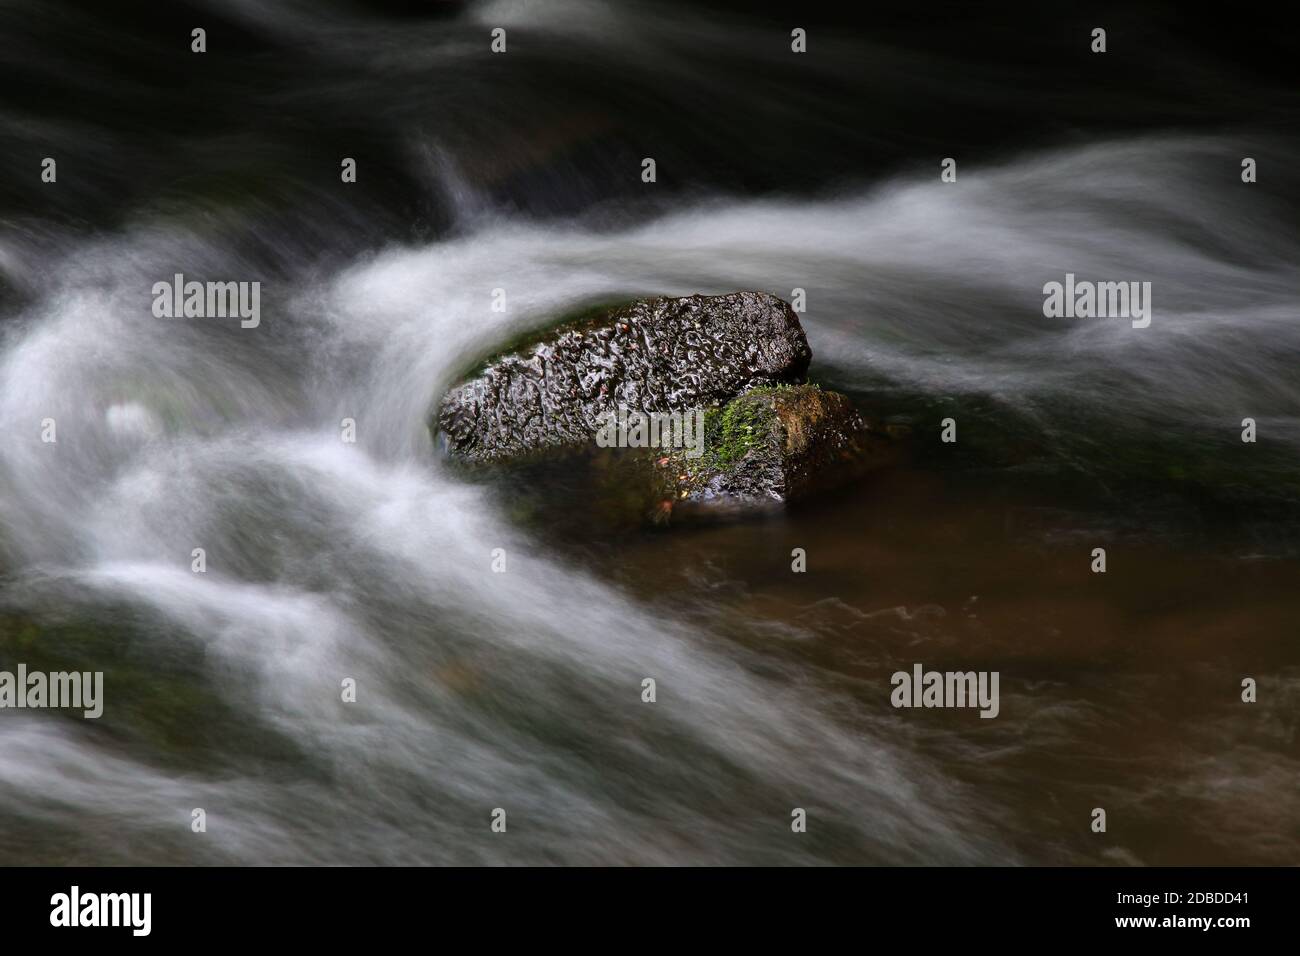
[1,0,1297,864]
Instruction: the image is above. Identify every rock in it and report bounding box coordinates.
[650,385,900,521]
[436,292,811,462]
[432,293,902,530]
[474,385,901,535]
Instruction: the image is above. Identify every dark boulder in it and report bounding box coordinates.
[436,292,811,462]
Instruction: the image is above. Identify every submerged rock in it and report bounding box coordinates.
[436,292,811,462]
[650,385,900,521]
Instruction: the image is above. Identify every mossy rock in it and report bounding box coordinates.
[430,293,899,529]
[434,292,811,462]
[651,384,901,522]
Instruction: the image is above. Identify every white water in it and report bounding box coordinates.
[1,136,1297,863]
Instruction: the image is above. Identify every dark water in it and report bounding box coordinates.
[0,0,1297,864]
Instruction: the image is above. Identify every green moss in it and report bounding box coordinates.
[742,381,816,399]
[702,393,779,468]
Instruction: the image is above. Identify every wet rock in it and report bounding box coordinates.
[435,292,811,462]
[650,385,900,521]
[477,385,901,534]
